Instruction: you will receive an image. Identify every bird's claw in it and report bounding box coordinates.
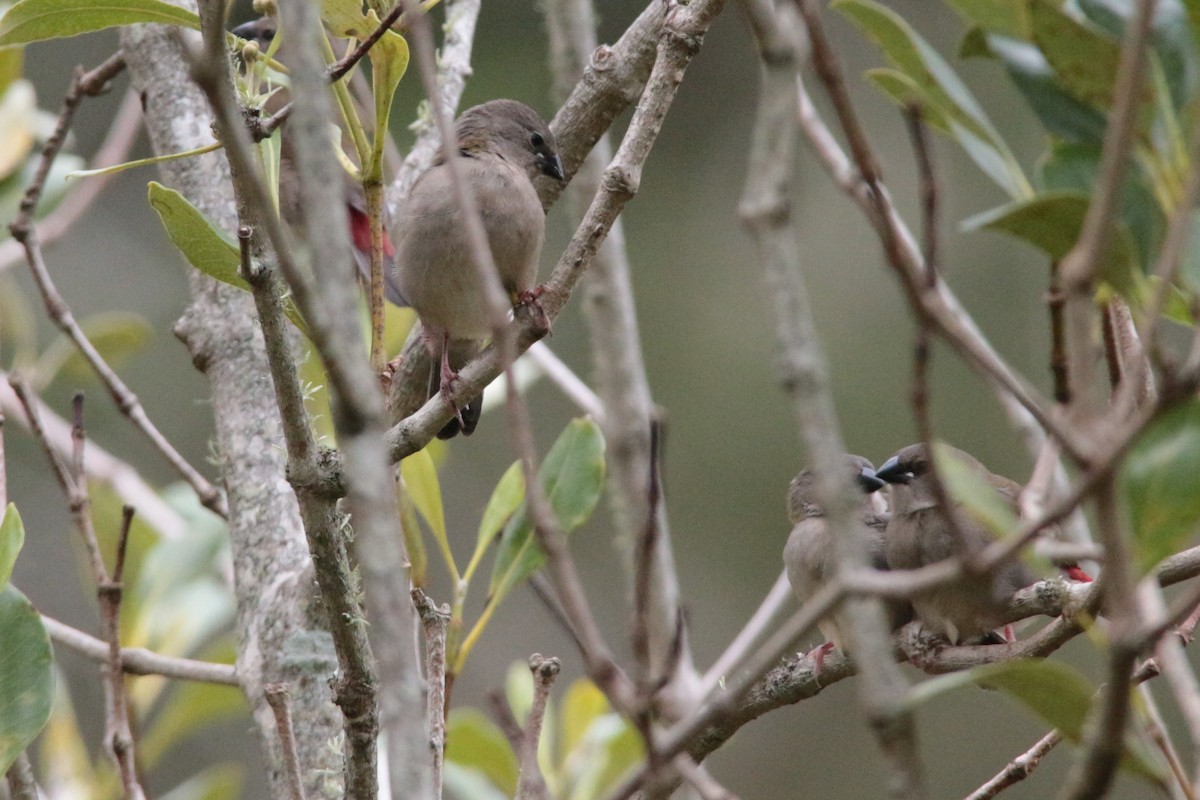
[516,285,552,335]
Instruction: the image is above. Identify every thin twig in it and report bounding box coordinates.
[964,729,1062,800]
[265,684,307,800]
[515,655,561,800]
[42,614,239,685]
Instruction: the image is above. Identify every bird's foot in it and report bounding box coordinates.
[439,368,465,428]
[379,356,400,394]
[516,285,552,335]
[808,641,837,687]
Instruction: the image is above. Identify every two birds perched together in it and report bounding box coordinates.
[784,445,1092,668]
[233,16,565,438]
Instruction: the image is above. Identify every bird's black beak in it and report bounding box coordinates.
[874,456,912,485]
[232,19,261,40]
[538,152,565,182]
[857,466,886,493]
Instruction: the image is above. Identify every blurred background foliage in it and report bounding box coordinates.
[3,0,1200,797]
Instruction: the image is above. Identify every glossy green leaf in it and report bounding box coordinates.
[35,311,153,388]
[488,418,606,604]
[147,181,310,338]
[1028,0,1124,110]
[0,504,23,586]
[0,0,199,45]
[0,23,21,96]
[834,0,1030,196]
[1122,399,1200,572]
[464,461,525,584]
[0,584,54,773]
[981,35,1109,143]
[945,0,1029,37]
[962,190,1139,295]
[321,0,370,39]
[1036,142,1163,269]
[445,708,519,796]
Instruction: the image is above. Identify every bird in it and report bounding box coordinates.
[783,454,911,674]
[231,16,408,307]
[875,443,1090,646]
[392,99,564,438]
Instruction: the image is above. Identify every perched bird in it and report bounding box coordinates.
[876,443,1089,645]
[784,455,911,673]
[393,99,563,438]
[232,16,407,306]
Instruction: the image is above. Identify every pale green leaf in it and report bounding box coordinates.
[445,708,519,796]
[147,181,310,337]
[0,504,23,586]
[0,584,54,773]
[464,461,524,584]
[933,443,1019,539]
[1122,399,1200,572]
[0,0,199,45]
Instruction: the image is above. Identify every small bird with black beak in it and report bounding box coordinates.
[876,443,1090,645]
[784,454,912,674]
[393,99,564,438]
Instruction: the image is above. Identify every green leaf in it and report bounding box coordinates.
[443,764,510,800]
[1079,0,1198,110]
[35,311,153,388]
[1028,0,1125,110]
[560,679,608,765]
[368,27,407,174]
[962,190,1139,296]
[833,0,1030,196]
[981,35,1109,143]
[910,659,1094,739]
[321,0,370,39]
[445,709,519,797]
[0,584,54,773]
[147,181,310,338]
[0,0,199,45]
[1036,142,1163,269]
[0,504,23,586]
[565,715,644,800]
[401,448,448,565]
[1122,399,1200,572]
[933,443,1019,539]
[488,418,606,604]
[464,461,525,584]
[944,0,1029,38]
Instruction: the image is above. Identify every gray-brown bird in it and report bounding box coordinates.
[232,16,408,306]
[784,455,910,673]
[875,443,1089,645]
[393,100,563,438]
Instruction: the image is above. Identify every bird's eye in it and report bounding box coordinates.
[909,460,928,476]
[530,131,545,149]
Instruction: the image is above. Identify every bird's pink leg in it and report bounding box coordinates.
[422,328,465,427]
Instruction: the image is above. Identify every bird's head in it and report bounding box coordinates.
[456,100,564,183]
[787,454,885,523]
